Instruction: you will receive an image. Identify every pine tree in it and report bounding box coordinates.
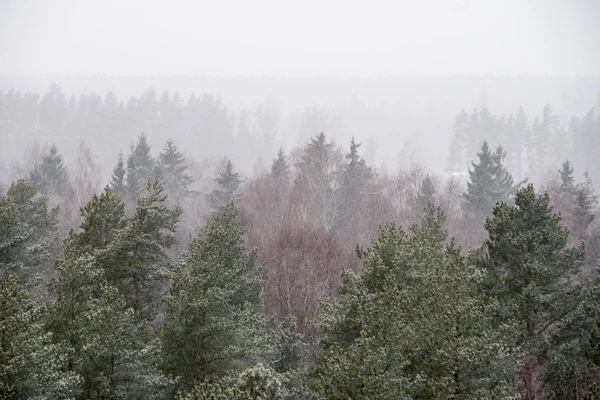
[480,184,588,399]
[97,179,181,322]
[0,269,80,399]
[157,139,192,200]
[463,141,517,218]
[314,206,517,399]
[588,308,600,367]
[47,231,102,373]
[125,133,155,201]
[177,381,252,400]
[49,230,167,399]
[161,203,268,391]
[78,285,168,400]
[110,152,126,199]
[209,159,243,213]
[0,179,58,287]
[29,144,70,196]
[273,317,305,374]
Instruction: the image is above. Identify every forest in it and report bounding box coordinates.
[1,83,600,400]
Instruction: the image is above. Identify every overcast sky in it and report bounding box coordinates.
[1,0,599,77]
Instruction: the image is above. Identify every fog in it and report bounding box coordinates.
[1,1,599,180]
[2,0,600,77]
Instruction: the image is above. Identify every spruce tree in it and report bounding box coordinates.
[294,132,340,230]
[209,159,242,213]
[463,141,517,218]
[110,152,127,199]
[157,138,192,200]
[29,144,70,196]
[125,133,155,201]
[161,203,268,391]
[269,148,290,182]
[337,137,374,228]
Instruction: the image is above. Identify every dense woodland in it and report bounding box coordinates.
[2,84,600,399]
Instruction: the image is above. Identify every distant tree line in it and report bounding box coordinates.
[447,105,600,186]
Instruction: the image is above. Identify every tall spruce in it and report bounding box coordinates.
[209,159,243,213]
[110,152,127,199]
[269,148,290,182]
[336,137,374,231]
[29,144,70,196]
[463,141,517,217]
[157,139,193,200]
[125,133,155,201]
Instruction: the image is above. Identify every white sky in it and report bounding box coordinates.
[0,0,599,77]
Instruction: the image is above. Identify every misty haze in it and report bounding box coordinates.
[1,1,600,399]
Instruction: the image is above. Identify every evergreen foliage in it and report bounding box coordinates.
[97,179,181,321]
[314,205,518,399]
[158,139,193,200]
[78,186,126,252]
[480,184,590,398]
[125,133,156,201]
[0,179,58,286]
[0,269,80,399]
[463,141,518,217]
[110,152,127,199]
[337,137,374,227]
[29,144,70,196]
[161,203,268,391]
[209,159,243,213]
[269,148,290,182]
